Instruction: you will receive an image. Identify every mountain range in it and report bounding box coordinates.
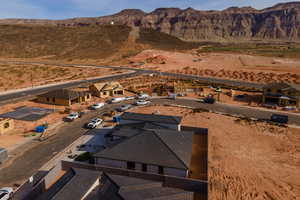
[0,2,299,42]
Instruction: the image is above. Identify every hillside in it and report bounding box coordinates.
[0,2,300,42]
[0,24,198,59]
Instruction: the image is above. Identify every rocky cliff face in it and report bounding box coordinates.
[0,2,299,41]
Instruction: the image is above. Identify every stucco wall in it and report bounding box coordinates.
[37,96,70,106]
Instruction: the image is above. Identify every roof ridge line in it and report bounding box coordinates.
[151,130,189,169]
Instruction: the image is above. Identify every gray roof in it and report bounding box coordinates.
[95,129,193,170]
[38,89,90,100]
[51,168,101,200]
[121,112,182,125]
[264,82,300,91]
[100,173,193,200]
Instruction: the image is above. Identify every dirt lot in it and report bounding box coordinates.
[128,50,300,84]
[0,63,123,91]
[0,95,107,149]
[129,105,300,200]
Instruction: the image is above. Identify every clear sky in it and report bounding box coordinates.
[0,0,295,19]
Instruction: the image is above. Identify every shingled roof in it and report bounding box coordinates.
[121,112,182,125]
[95,129,193,170]
[38,89,90,100]
[51,168,101,200]
[100,173,193,200]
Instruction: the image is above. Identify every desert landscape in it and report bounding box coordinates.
[129,105,300,200]
[127,49,300,84]
[0,1,299,200]
[0,63,124,91]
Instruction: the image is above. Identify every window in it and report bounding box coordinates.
[127,162,135,170]
[46,98,50,102]
[267,89,271,92]
[52,98,55,102]
[117,90,124,95]
[103,92,107,95]
[142,164,147,172]
[158,166,164,174]
[4,122,9,129]
[277,89,282,93]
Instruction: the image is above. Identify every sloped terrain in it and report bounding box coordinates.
[1,2,300,42]
[0,25,131,59]
[0,24,198,60]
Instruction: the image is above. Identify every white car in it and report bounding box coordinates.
[125,96,135,100]
[282,106,297,111]
[91,103,105,110]
[0,187,13,200]
[66,113,79,121]
[138,93,150,99]
[111,97,126,103]
[86,118,103,129]
[135,100,150,106]
[117,104,132,112]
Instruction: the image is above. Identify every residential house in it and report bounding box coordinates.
[119,112,182,131]
[262,83,300,108]
[0,118,14,135]
[89,81,124,98]
[37,89,92,106]
[94,128,194,178]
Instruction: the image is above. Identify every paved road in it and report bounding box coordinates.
[151,98,300,126]
[0,102,127,188]
[0,71,140,105]
[0,60,264,97]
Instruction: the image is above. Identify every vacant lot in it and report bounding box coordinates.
[128,49,300,84]
[198,43,300,59]
[0,63,122,91]
[129,105,300,200]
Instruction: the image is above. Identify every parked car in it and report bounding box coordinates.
[86,118,103,129]
[177,93,186,97]
[203,97,215,104]
[168,93,177,100]
[135,100,150,106]
[66,113,79,121]
[0,148,8,165]
[235,94,245,99]
[138,93,150,99]
[282,106,297,111]
[262,104,277,109]
[110,97,126,103]
[270,114,288,124]
[0,187,13,200]
[90,103,105,110]
[116,104,132,112]
[125,96,135,100]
